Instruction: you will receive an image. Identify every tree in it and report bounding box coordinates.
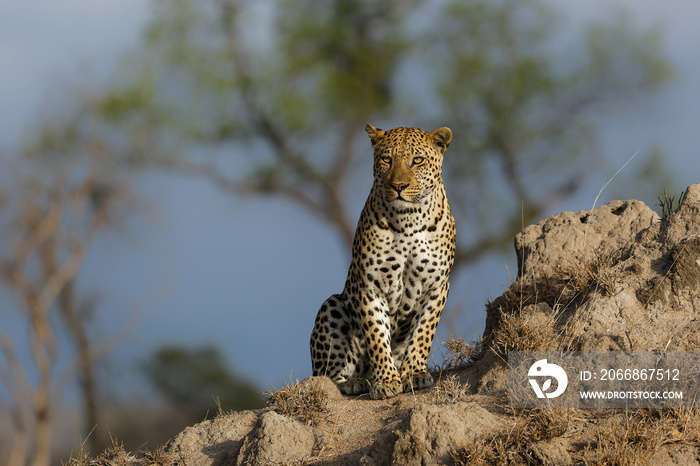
[0,118,136,464]
[77,0,670,270]
[142,345,264,422]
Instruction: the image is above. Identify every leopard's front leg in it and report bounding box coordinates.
[356,294,403,400]
[399,281,449,392]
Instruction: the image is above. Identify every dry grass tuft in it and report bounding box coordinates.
[442,336,481,368]
[491,309,559,357]
[583,411,658,465]
[450,436,494,466]
[265,379,330,426]
[452,408,571,465]
[431,374,470,405]
[63,438,179,466]
[140,447,179,466]
[582,408,700,464]
[91,442,139,466]
[554,247,620,298]
[484,245,620,360]
[63,447,91,466]
[63,439,138,466]
[515,408,570,442]
[491,246,620,319]
[430,335,482,378]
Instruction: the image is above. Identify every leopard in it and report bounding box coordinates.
[310,123,456,400]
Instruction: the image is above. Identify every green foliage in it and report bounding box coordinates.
[142,345,264,420]
[658,187,686,222]
[432,0,672,249]
[98,78,156,123]
[36,0,673,265]
[277,0,411,123]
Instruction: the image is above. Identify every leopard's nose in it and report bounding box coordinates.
[391,182,408,193]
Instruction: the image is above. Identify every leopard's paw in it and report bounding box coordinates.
[370,378,403,400]
[338,378,370,395]
[403,371,434,392]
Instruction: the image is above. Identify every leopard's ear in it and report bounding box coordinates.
[430,127,452,154]
[365,123,385,147]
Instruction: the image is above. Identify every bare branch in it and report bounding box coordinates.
[0,338,30,466]
[36,240,86,320]
[10,203,63,290]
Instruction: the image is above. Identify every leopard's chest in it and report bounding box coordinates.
[369,226,449,318]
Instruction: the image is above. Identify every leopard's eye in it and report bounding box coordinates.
[380,156,392,165]
[412,156,425,165]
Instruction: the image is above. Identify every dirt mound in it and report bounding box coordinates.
[81,184,700,465]
[165,379,504,465]
[473,183,700,393]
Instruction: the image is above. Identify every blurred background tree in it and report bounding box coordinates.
[0,131,135,463]
[142,345,264,423]
[81,0,670,264]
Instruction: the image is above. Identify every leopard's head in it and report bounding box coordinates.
[365,124,452,205]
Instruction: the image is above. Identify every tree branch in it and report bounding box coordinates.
[0,338,31,466]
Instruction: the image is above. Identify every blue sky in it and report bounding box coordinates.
[1,0,700,396]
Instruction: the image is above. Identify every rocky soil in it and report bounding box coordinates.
[133,184,700,465]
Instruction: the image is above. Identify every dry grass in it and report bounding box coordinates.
[578,407,700,465]
[584,415,657,465]
[139,447,179,466]
[63,439,178,466]
[491,309,559,357]
[451,436,494,466]
[492,246,620,315]
[451,408,571,465]
[441,335,481,369]
[430,335,482,379]
[63,440,136,466]
[554,247,621,298]
[485,276,566,358]
[484,245,621,360]
[265,379,330,426]
[443,336,481,367]
[63,448,91,466]
[431,374,470,405]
